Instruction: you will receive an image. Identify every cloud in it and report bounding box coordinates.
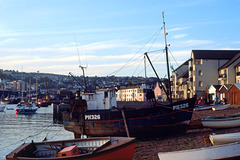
[172,34,187,39]
[168,27,191,32]
[233,41,240,44]
[0,38,16,45]
[175,40,214,47]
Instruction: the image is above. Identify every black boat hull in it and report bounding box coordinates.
[63,97,196,138]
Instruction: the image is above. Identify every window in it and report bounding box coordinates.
[199,81,203,87]
[195,59,202,65]
[199,70,203,76]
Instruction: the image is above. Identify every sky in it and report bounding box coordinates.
[0,0,240,78]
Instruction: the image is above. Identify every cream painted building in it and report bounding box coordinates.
[171,60,189,99]
[188,50,240,98]
[171,50,240,99]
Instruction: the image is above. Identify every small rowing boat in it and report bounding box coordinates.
[209,132,240,145]
[212,104,230,111]
[6,137,135,160]
[158,141,240,160]
[194,104,214,111]
[194,104,230,111]
[201,114,240,129]
[0,104,6,112]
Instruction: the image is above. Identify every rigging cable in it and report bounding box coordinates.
[107,28,163,76]
[168,49,185,75]
[135,51,164,76]
[74,33,82,67]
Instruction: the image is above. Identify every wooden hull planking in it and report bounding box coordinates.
[6,137,135,160]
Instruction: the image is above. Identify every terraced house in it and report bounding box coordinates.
[172,50,240,101]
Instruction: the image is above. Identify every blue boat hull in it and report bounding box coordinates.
[16,108,38,114]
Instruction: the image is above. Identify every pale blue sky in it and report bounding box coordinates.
[0,0,239,77]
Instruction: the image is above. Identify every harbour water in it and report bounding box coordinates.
[0,104,74,160]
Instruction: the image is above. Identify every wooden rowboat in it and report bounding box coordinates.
[212,104,230,111]
[194,104,215,111]
[6,137,135,160]
[201,114,240,129]
[209,132,240,145]
[194,104,230,111]
[158,141,240,160]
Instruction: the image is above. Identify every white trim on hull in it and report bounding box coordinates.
[201,114,240,129]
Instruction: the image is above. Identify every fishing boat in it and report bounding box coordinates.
[201,114,240,129]
[158,141,240,160]
[62,12,196,138]
[16,102,38,114]
[209,132,240,145]
[0,104,5,112]
[6,137,135,160]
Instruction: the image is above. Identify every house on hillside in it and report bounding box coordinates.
[116,84,152,101]
[228,83,240,105]
[154,82,163,100]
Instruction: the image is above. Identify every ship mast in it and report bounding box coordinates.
[162,12,172,104]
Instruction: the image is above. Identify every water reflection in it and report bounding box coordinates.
[0,104,73,160]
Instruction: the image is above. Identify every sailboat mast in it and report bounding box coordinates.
[162,12,172,104]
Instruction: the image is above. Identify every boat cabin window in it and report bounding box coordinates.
[89,95,94,100]
[104,91,108,98]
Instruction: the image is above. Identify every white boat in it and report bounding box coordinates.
[209,132,240,145]
[201,114,240,129]
[212,104,230,111]
[0,104,6,112]
[158,141,240,160]
[16,102,38,114]
[194,104,230,111]
[194,104,214,111]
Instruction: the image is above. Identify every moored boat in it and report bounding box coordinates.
[0,104,5,112]
[209,132,240,145]
[158,141,240,160]
[62,12,196,139]
[201,114,240,129]
[16,102,38,114]
[6,137,135,160]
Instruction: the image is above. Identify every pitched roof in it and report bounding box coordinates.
[234,83,240,90]
[178,70,188,79]
[192,50,240,60]
[234,62,240,68]
[219,53,240,70]
[173,60,189,72]
[219,84,233,91]
[209,85,221,91]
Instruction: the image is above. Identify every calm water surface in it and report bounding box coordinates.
[0,104,74,160]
